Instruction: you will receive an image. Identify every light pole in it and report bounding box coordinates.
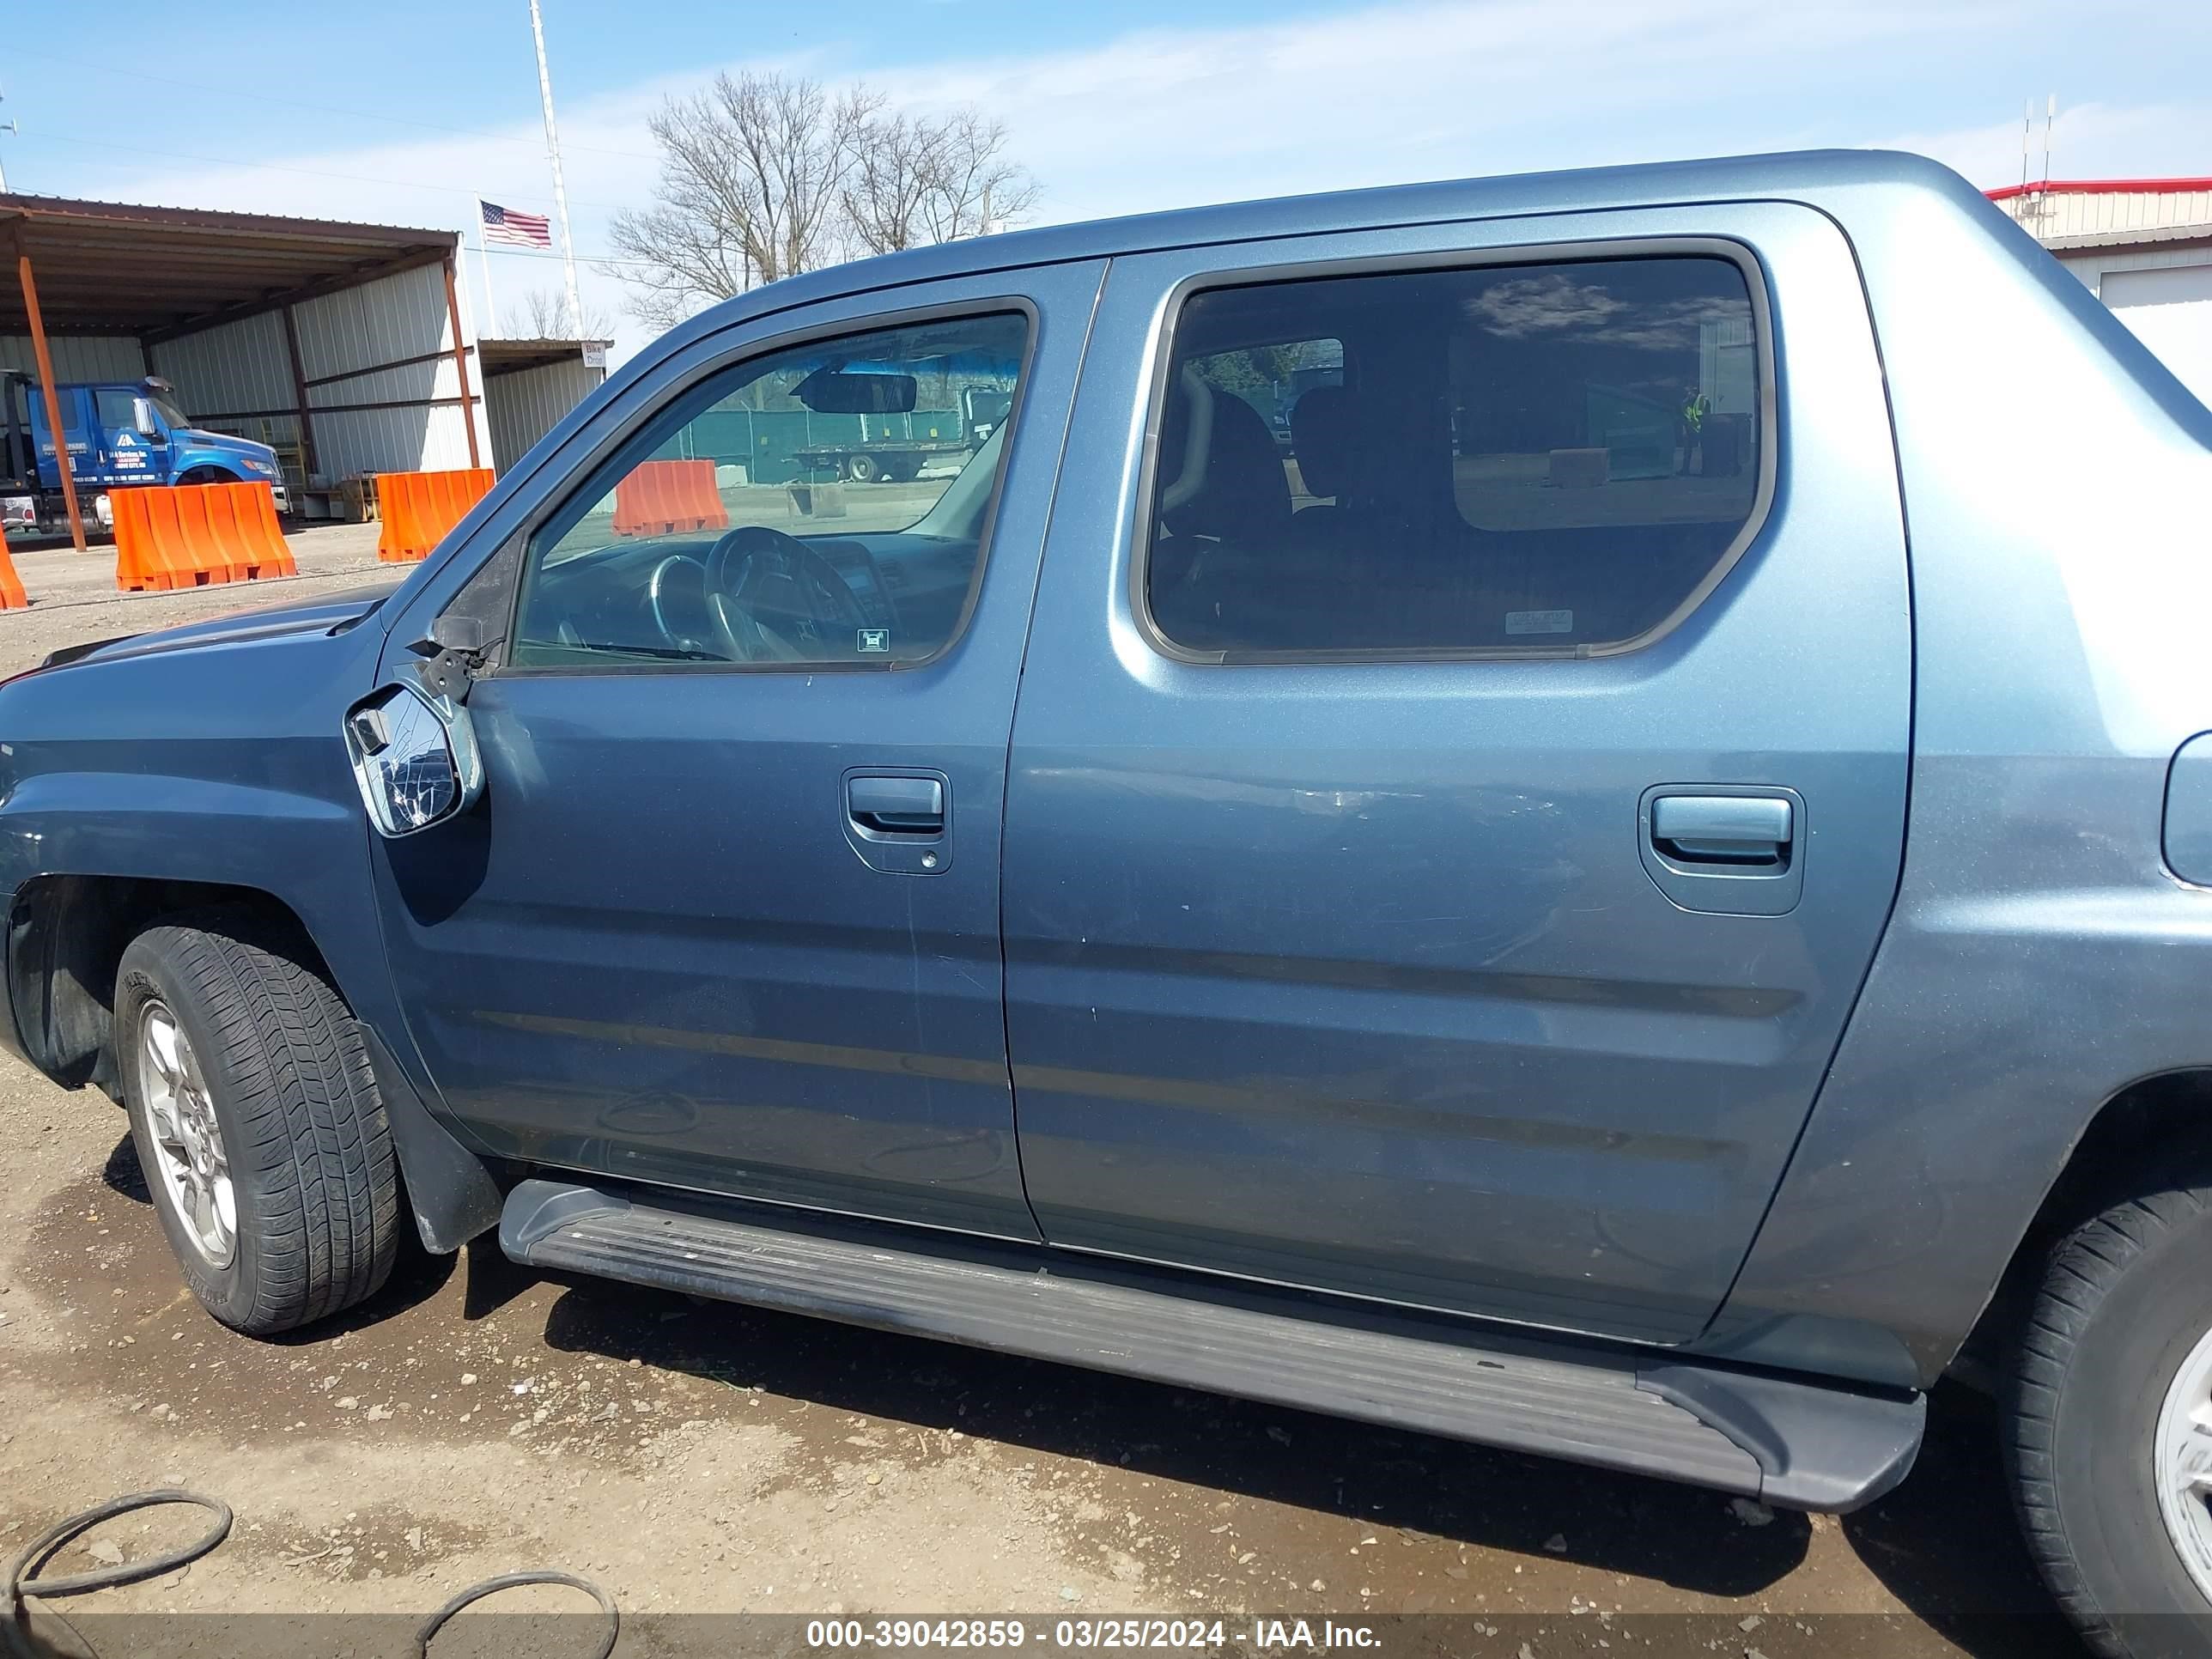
[0,89,17,192]
[526,1,585,337]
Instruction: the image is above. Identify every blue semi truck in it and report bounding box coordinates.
[0,372,289,538]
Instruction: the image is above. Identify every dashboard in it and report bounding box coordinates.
[511,527,981,667]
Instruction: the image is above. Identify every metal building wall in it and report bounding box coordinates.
[145,258,490,486]
[145,308,301,458]
[295,262,489,481]
[486,356,606,473]
[2056,246,2212,410]
[0,334,147,382]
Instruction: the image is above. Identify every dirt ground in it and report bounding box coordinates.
[0,535,2088,1656]
[0,522,393,678]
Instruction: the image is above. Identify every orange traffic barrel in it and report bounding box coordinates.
[0,523,27,610]
[114,482,298,592]
[377,468,494,563]
[612,459,728,537]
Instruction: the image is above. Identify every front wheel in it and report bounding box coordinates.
[2007,1172,2212,1657]
[117,911,400,1335]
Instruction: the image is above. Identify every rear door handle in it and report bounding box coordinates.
[847,774,944,836]
[1650,794,1792,866]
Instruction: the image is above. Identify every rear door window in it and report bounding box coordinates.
[1142,253,1768,659]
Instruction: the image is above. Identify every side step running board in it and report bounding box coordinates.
[501,1180,1923,1512]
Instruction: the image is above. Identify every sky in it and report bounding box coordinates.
[4,0,2209,363]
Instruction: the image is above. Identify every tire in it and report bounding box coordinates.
[115,909,399,1335]
[2007,1170,2212,1658]
[843,453,878,484]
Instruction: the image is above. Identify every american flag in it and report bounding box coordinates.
[480,200,552,249]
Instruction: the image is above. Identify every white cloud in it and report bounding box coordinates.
[70,0,2212,364]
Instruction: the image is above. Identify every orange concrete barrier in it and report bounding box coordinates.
[0,525,27,611]
[113,482,298,593]
[377,468,495,563]
[612,459,728,537]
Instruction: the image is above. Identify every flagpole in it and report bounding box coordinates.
[475,202,500,340]
[526,0,584,337]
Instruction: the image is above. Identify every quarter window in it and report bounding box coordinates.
[512,310,1030,669]
[1143,255,1765,659]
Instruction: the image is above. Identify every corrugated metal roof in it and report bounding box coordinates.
[0,191,457,338]
[481,337,615,376]
[1985,176,2212,202]
[1985,179,2212,252]
[2043,222,2212,252]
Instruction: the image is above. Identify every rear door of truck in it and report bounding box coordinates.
[1002,202,1911,1345]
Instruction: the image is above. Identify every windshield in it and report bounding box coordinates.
[151,396,193,431]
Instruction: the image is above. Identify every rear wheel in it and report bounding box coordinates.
[2006,1170,2212,1657]
[843,453,878,484]
[117,911,399,1335]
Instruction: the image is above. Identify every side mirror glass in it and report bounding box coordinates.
[132,398,160,438]
[343,679,483,837]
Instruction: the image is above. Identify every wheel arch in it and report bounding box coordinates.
[4,874,313,1092]
[3,871,502,1255]
[1958,1067,2212,1382]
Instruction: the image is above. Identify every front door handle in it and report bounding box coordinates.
[848,774,944,836]
[1650,794,1792,866]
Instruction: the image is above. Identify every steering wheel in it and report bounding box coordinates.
[646,554,714,655]
[703,526,868,663]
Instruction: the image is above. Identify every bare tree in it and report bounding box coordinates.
[840,111,940,258]
[608,70,879,329]
[500,286,612,340]
[843,107,1040,256]
[611,71,1042,325]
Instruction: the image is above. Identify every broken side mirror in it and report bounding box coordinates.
[343,678,483,837]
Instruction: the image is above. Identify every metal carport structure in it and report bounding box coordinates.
[0,194,483,551]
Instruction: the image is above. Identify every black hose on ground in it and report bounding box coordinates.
[3,1490,617,1659]
[3,1491,230,1659]
[415,1570,620,1659]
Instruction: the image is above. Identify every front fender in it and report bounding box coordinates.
[0,619,410,1065]
[0,621,501,1249]
[167,448,244,482]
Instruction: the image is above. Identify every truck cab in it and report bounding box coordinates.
[0,374,289,535]
[2,151,2211,1655]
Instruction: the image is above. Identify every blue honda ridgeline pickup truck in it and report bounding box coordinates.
[3,152,2209,1655]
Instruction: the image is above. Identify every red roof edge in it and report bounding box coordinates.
[1987,177,2212,202]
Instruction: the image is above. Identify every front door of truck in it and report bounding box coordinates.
[1003,204,1911,1343]
[91,386,157,487]
[369,263,1103,1240]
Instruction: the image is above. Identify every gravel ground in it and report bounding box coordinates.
[0,537,2089,1656]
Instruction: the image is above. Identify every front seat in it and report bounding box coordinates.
[1148,371,1293,648]
[1155,369,1291,548]
[1289,384,1363,512]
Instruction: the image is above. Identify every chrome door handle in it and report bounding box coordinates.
[1650,794,1792,866]
[847,774,944,836]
